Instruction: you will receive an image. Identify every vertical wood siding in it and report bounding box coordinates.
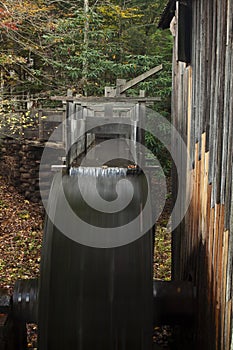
[172,1,233,349]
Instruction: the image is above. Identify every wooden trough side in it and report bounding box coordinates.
[163,1,233,349]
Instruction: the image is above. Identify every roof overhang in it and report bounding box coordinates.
[158,0,176,29]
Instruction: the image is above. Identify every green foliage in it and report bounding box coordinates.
[0,0,172,96]
[0,0,172,130]
[0,100,39,136]
[145,105,172,176]
[145,132,171,176]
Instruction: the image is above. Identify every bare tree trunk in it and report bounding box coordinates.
[83,0,89,96]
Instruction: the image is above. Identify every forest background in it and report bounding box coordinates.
[0,0,172,112]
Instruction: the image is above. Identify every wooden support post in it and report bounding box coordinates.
[138,102,146,167]
[62,101,67,150]
[116,79,126,97]
[139,90,146,97]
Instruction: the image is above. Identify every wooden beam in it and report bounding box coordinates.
[119,64,163,93]
[51,96,161,103]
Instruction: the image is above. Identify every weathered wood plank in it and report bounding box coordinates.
[221,230,229,348]
[51,96,161,103]
[170,0,233,348]
[119,65,163,94]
